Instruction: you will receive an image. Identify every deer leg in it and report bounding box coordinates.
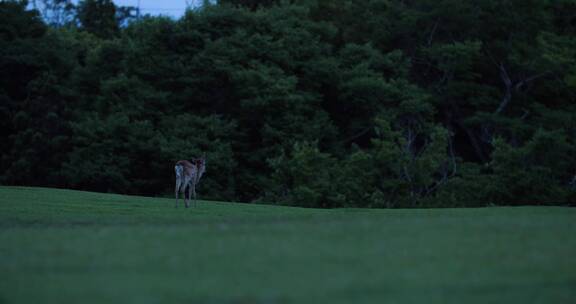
[184,178,192,208]
[187,182,194,208]
[175,178,182,208]
[191,182,197,207]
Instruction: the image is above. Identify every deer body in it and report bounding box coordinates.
[175,157,206,208]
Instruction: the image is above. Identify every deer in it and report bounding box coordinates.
[175,155,206,208]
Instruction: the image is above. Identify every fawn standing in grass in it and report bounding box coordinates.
[174,155,206,208]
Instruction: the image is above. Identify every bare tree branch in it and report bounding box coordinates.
[427,20,439,46]
[339,126,372,145]
[495,64,550,115]
[495,63,513,114]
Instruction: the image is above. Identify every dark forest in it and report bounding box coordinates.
[1,0,575,207]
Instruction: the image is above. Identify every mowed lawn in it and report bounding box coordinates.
[0,187,575,303]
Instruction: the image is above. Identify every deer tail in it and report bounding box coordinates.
[175,164,184,178]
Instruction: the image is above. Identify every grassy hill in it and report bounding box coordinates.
[1,186,575,303]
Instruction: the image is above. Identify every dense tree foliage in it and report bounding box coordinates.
[1,0,575,207]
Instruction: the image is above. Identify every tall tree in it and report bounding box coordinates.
[0,0,76,186]
[77,0,118,38]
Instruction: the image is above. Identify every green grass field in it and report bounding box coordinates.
[0,186,575,303]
